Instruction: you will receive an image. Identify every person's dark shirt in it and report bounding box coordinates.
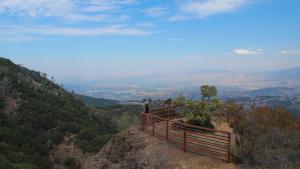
[144,104,149,113]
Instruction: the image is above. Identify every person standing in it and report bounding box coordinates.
[144,101,150,113]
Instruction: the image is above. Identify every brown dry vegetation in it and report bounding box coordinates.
[226,102,300,169]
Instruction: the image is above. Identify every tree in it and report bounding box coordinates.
[164,98,172,105]
[0,97,5,111]
[173,92,224,129]
[63,157,79,169]
[200,85,217,101]
[41,73,47,78]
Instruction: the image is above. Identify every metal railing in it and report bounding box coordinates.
[140,107,232,162]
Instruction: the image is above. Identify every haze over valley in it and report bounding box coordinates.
[64,67,300,100]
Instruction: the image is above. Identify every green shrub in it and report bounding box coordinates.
[91,134,112,150]
[0,97,4,111]
[79,128,96,141]
[63,157,79,169]
[50,129,64,145]
[16,163,37,169]
[0,159,13,169]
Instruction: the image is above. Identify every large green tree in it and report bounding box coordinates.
[200,85,217,101]
[173,87,223,129]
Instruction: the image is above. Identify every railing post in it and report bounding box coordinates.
[183,122,186,153]
[152,116,155,135]
[228,133,231,163]
[166,120,169,141]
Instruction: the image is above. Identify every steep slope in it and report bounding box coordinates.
[96,104,143,129]
[0,58,117,169]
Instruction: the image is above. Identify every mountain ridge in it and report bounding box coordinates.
[0,57,118,169]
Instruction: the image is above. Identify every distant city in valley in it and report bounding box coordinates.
[65,67,300,101]
[62,67,300,116]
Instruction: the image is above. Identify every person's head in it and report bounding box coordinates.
[145,101,148,105]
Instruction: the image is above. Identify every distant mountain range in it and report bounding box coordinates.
[228,96,300,116]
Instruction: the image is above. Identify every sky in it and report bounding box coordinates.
[0,0,300,83]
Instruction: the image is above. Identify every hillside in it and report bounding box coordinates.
[96,104,143,130]
[78,94,119,108]
[83,128,235,169]
[0,58,118,169]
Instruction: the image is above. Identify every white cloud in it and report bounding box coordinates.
[0,0,157,40]
[0,0,137,21]
[231,48,263,56]
[0,0,74,17]
[136,22,156,28]
[0,24,154,41]
[280,49,300,56]
[168,15,190,21]
[180,0,249,17]
[143,6,168,17]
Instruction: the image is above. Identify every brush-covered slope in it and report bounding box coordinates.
[78,94,119,108]
[0,58,117,169]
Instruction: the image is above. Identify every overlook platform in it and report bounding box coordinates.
[140,106,233,162]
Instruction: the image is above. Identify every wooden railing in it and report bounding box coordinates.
[140,108,232,162]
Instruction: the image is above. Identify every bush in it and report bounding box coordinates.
[79,128,96,141]
[91,134,112,150]
[58,122,80,134]
[252,128,300,169]
[0,97,4,111]
[229,104,300,168]
[0,159,13,169]
[188,118,214,129]
[50,129,64,145]
[16,163,37,169]
[173,96,224,129]
[63,157,80,169]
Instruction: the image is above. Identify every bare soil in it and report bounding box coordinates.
[82,128,236,169]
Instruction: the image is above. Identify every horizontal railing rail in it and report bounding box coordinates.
[141,107,232,162]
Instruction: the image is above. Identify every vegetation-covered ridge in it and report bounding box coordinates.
[78,94,119,108]
[0,57,118,169]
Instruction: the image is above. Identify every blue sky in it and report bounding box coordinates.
[0,0,300,83]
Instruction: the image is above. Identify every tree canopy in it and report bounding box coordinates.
[200,85,217,100]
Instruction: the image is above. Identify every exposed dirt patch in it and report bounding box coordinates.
[49,136,85,169]
[83,128,236,169]
[3,96,18,114]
